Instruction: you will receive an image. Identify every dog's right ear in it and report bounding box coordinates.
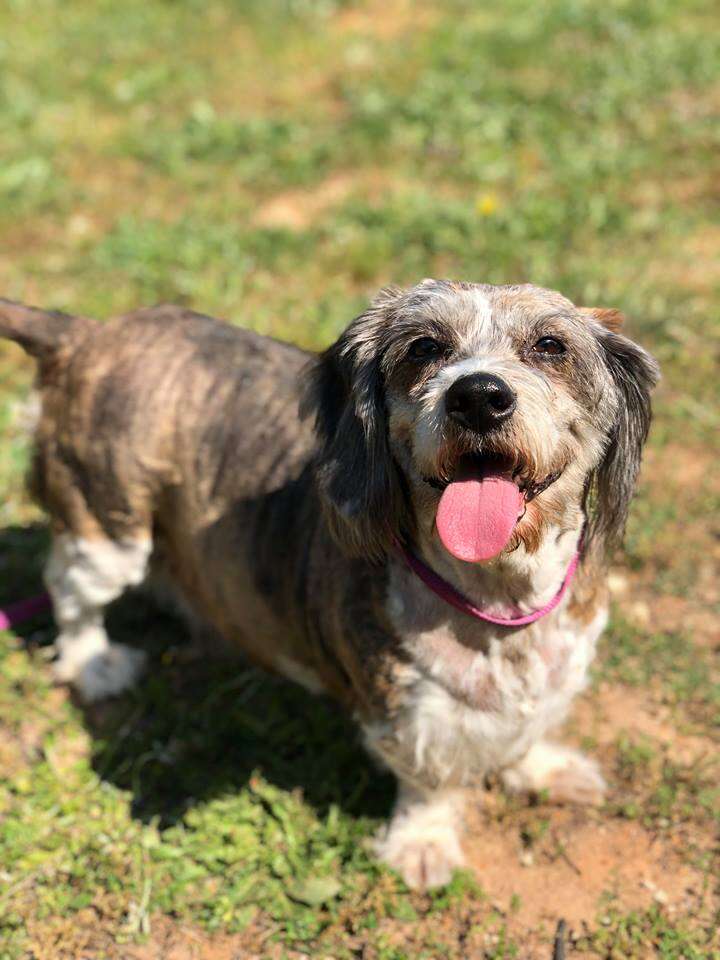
[301,287,409,560]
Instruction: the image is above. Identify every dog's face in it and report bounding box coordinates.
[305,280,659,563]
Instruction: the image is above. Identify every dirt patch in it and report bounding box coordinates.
[253,169,391,230]
[335,0,437,40]
[618,585,720,648]
[624,441,720,624]
[462,683,717,942]
[126,916,260,960]
[647,223,720,294]
[642,442,714,490]
[24,896,134,960]
[666,81,720,123]
[572,684,714,764]
[466,810,706,934]
[0,724,41,779]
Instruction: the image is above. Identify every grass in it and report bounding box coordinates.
[0,0,719,956]
[577,904,718,960]
[595,616,720,725]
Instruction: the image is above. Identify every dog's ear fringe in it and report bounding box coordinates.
[579,306,626,333]
[584,323,660,558]
[301,298,410,560]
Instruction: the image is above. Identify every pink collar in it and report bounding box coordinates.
[395,538,582,627]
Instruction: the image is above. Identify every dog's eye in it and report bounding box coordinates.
[532,336,566,357]
[408,337,443,360]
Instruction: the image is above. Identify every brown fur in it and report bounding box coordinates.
[4,303,406,715]
[566,552,609,626]
[580,306,626,333]
[0,285,658,891]
[0,287,657,716]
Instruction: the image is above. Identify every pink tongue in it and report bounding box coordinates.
[436,468,524,563]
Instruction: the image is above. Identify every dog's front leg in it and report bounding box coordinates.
[375,780,466,891]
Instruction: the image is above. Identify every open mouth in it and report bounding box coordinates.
[424,453,564,563]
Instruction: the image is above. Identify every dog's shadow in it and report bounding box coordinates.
[0,523,395,827]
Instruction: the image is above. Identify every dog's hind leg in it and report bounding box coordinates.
[45,532,152,701]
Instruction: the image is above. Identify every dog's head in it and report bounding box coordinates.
[304,280,659,564]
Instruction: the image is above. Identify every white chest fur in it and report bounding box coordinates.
[373,550,607,790]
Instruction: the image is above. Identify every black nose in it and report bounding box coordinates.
[445,373,517,433]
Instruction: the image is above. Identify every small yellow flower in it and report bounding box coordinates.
[475,193,499,217]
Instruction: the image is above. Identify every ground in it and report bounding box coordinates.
[0,1,718,958]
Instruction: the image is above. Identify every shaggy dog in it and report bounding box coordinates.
[0,281,659,889]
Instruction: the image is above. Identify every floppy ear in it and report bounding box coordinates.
[301,289,409,559]
[585,310,660,552]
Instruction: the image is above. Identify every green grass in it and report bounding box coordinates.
[596,615,720,720]
[1,0,719,956]
[578,904,720,960]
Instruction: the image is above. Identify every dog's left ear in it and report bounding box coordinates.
[301,288,409,559]
[582,307,660,552]
[579,306,625,333]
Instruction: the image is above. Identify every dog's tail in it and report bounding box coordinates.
[0,298,93,359]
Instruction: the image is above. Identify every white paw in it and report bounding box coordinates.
[545,751,606,805]
[54,643,146,702]
[502,742,606,806]
[376,830,465,890]
[375,785,466,890]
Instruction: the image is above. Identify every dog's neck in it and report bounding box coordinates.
[404,505,585,622]
[386,511,587,709]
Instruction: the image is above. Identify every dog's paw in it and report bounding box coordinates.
[376,829,465,891]
[375,786,466,891]
[54,643,146,701]
[544,751,606,805]
[501,741,606,806]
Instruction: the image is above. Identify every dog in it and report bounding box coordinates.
[0,281,659,890]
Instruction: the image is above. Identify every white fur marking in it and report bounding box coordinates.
[45,535,151,701]
[379,546,607,789]
[467,287,493,329]
[375,782,465,890]
[501,741,606,805]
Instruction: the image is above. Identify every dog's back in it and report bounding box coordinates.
[1,303,309,523]
[0,300,327,698]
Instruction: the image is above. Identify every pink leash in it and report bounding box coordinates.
[0,592,52,631]
[396,538,582,627]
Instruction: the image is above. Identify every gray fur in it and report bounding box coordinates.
[0,282,659,891]
[0,298,90,358]
[303,281,659,563]
[303,289,411,559]
[585,323,660,551]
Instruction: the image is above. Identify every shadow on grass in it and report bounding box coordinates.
[0,522,395,828]
[0,523,52,641]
